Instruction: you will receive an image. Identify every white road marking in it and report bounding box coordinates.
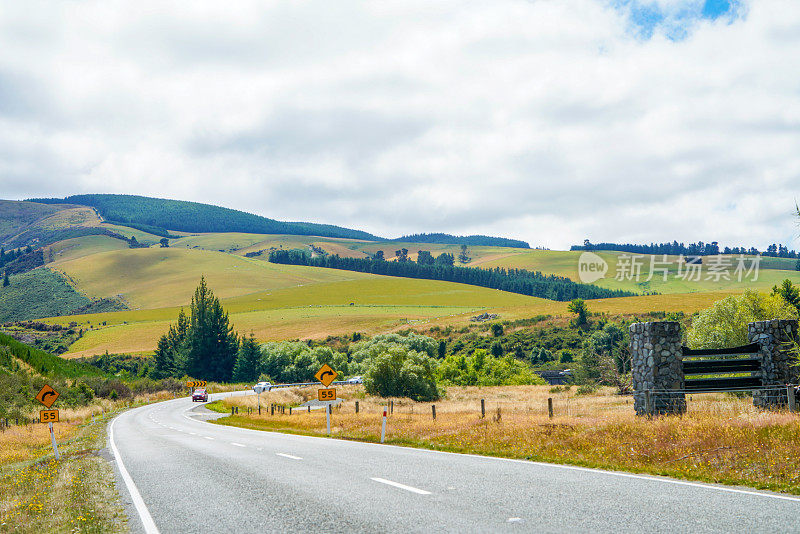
[189,432,197,436]
[276,453,302,460]
[185,390,800,504]
[204,436,215,440]
[230,442,246,447]
[371,477,431,495]
[110,417,160,534]
[508,517,523,523]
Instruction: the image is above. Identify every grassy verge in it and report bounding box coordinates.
[210,385,800,495]
[0,392,178,533]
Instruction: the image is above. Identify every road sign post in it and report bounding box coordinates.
[326,404,331,435]
[35,385,60,459]
[49,422,60,460]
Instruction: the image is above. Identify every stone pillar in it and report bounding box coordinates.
[748,319,799,408]
[629,321,686,415]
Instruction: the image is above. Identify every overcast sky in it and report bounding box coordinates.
[1,0,798,249]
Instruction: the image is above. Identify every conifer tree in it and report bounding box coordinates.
[185,277,239,381]
[232,333,262,383]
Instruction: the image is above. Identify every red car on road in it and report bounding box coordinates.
[192,388,209,402]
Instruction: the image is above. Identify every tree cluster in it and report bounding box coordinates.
[268,250,634,301]
[574,239,798,258]
[393,233,530,249]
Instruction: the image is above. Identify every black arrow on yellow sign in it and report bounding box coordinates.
[314,364,338,387]
[35,384,60,408]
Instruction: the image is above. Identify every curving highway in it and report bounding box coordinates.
[109,392,800,533]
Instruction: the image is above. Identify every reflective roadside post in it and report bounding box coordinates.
[380,407,387,443]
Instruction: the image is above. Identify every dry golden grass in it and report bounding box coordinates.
[0,391,179,533]
[214,385,800,494]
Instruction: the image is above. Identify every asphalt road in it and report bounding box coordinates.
[109,391,800,533]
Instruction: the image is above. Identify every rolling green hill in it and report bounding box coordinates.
[31,194,380,240]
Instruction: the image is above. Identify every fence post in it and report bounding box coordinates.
[644,390,652,416]
[390,400,394,414]
[271,404,274,416]
[355,401,359,414]
[289,407,292,415]
[548,398,554,419]
[308,406,311,413]
[788,385,797,413]
[231,407,235,416]
[432,405,436,420]
[481,399,485,419]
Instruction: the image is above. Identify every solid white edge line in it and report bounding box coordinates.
[184,391,800,504]
[371,477,431,495]
[276,453,303,460]
[109,416,160,534]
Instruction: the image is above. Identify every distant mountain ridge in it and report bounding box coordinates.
[30,194,380,241]
[28,194,530,248]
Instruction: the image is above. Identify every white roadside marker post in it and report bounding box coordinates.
[49,422,60,460]
[380,407,387,443]
[326,404,331,435]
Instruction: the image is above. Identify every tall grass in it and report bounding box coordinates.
[215,385,800,494]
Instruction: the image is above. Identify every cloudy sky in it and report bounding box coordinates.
[1,0,798,249]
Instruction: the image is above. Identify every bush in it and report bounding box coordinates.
[363,345,439,401]
[437,349,545,387]
[687,290,797,349]
[575,384,599,396]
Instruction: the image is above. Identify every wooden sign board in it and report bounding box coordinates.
[40,410,59,423]
[318,388,337,401]
[35,384,60,408]
[314,364,337,387]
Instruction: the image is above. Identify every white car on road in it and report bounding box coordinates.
[253,381,272,393]
[346,376,363,384]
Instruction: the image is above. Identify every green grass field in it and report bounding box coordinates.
[47,235,129,264]
[11,224,798,358]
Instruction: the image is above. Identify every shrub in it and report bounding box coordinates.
[363,345,439,401]
[575,384,599,396]
[687,289,797,349]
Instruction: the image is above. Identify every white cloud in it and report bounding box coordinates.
[0,0,799,249]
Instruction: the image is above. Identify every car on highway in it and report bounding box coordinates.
[253,381,272,393]
[192,388,209,402]
[346,376,363,384]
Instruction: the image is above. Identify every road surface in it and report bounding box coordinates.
[109,392,800,533]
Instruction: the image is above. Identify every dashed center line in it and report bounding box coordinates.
[371,477,431,495]
[276,453,302,460]
[204,436,215,440]
[230,442,246,447]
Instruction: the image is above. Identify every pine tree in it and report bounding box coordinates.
[185,277,239,381]
[2,271,9,287]
[150,309,189,378]
[232,333,262,383]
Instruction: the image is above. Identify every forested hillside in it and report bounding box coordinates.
[394,233,530,249]
[268,249,634,301]
[31,194,380,240]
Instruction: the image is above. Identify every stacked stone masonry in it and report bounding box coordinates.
[630,319,799,414]
[629,321,686,415]
[748,319,799,408]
